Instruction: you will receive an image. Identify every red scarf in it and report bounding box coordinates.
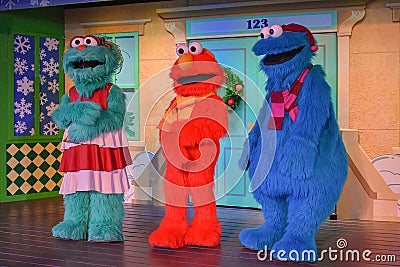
[268,65,312,130]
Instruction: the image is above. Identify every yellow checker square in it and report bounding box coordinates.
[20,169,32,180]
[33,143,45,154]
[7,183,19,196]
[20,156,32,168]
[20,182,32,194]
[45,168,57,177]
[32,168,45,178]
[45,143,56,153]
[46,154,56,165]
[33,156,45,167]
[45,180,57,191]
[6,144,18,156]
[20,144,31,155]
[7,157,19,169]
[7,170,19,182]
[33,181,45,192]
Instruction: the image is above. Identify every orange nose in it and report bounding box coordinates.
[178,53,193,70]
[77,45,87,51]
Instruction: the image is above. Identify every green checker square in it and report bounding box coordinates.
[52,161,60,170]
[41,187,50,193]
[51,148,62,158]
[27,150,38,160]
[14,150,25,161]
[39,175,50,185]
[27,162,37,173]
[14,163,25,174]
[28,188,37,194]
[39,149,50,159]
[27,176,38,186]
[14,177,25,187]
[52,172,63,183]
[39,161,50,172]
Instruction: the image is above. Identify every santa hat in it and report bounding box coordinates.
[281,23,318,52]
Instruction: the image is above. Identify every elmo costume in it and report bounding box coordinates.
[149,42,228,248]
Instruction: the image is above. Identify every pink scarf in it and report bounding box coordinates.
[268,65,312,130]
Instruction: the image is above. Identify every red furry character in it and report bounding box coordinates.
[148,42,228,248]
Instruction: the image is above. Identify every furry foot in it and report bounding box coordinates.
[149,221,188,249]
[239,224,284,250]
[88,224,124,242]
[271,235,317,262]
[185,223,221,247]
[52,221,87,240]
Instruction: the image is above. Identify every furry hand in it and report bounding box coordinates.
[277,138,317,179]
[67,123,98,143]
[69,101,101,126]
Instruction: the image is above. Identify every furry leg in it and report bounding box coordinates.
[149,162,189,249]
[185,166,221,247]
[88,191,125,242]
[271,193,335,262]
[52,191,89,240]
[239,196,288,250]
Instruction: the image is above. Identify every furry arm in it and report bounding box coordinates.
[277,65,332,178]
[52,93,102,129]
[179,96,228,147]
[67,85,126,142]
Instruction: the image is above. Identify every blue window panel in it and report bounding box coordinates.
[14,34,35,136]
[115,36,137,90]
[39,37,60,136]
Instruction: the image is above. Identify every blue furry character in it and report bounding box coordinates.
[238,24,348,262]
[52,35,131,242]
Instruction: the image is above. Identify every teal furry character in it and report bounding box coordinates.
[52,35,130,242]
[238,24,347,262]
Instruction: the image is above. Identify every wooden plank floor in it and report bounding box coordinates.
[0,197,400,267]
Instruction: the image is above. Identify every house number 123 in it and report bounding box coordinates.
[246,19,268,30]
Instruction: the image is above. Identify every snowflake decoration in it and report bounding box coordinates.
[5,0,20,9]
[16,76,34,96]
[40,112,45,122]
[14,98,32,118]
[31,64,35,71]
[47,79,59,94]
[42,58,59,77]
[46,101,58,116]
[43,121,59,135]
[14,35,31,54]
[30,0,39,6]
[40,92,48,106]
[14,58,28,75]
[40,48,46,60]
[43,38,59,51]
[29,128,35,136]
[40,75,46,86]
[14,121,27,134]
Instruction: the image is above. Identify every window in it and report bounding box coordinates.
[102,32,140,141]
[12,32,64,139]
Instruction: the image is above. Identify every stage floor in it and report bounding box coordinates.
[0,197,399,266]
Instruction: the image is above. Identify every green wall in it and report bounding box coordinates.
[0,7,65,202]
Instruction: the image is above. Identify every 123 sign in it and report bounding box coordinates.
[246,18,268,30]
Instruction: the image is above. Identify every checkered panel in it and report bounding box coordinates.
[6,142,63,196]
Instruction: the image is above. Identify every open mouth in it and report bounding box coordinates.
[73,60,105,69]
[263,46,305,66]
[177,74,216,85]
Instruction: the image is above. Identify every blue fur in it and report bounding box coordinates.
[239,27,348,262]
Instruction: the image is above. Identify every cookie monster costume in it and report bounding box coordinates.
[238,24,348,262]
[149,42,228,248]
[52,35,131,242]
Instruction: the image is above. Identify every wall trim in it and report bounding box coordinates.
[337,9,365,128]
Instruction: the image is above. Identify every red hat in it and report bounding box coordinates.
[281,23,318,52]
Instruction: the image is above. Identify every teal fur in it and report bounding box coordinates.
[52,192,90,240]
[88,192,125,242]
[52,38,126,242]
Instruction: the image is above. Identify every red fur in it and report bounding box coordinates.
[149,47,228,248]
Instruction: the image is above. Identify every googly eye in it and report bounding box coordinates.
[70,36,84,48]
[188,42,203,55]
[269,25,283,38]
[260,27,270,39]
[83,36,100,46]
[176,44,188,56]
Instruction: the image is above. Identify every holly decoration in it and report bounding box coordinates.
[222,67,244,111]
